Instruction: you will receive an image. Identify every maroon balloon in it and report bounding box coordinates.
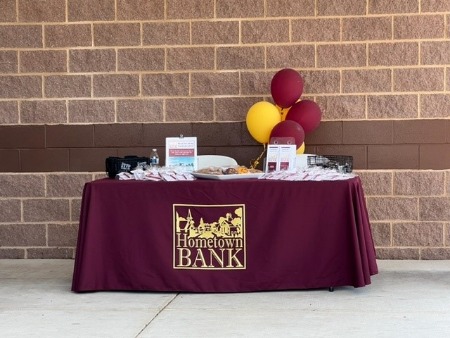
[285,100,322,134]
[270,120,305,149]
[271,68,304,108]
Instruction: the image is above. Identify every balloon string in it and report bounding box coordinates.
[250,143,266,170]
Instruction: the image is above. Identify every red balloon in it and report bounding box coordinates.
[270,120,305,149]
[271,68,304,108]
[285,100,322,134]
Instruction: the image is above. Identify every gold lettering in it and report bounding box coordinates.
[193,249,208,268]
[209,249,225,268]
[227,249,243,268]
[177,248,192,267]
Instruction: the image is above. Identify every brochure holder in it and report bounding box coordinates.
[165,135,198,170]
[265,137,297,173]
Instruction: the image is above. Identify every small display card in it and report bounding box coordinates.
[265,137,297,173]
[165,136,198,170]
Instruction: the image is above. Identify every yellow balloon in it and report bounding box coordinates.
[296,142,305,154]
[246,101,281,144]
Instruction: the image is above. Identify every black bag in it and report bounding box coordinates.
[105,156,150,178]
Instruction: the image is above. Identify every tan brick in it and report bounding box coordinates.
[421,248,450,260]
[94,23,140,47]
[68,100,115,123]
[394,171,445,196]
[20,50,67,73]
[0,25,42,48]
[317,0,366,15]
[117,99,163,122]
[420,197,450,221]
[46,174,92,198]
[20,100,67,124]
[0,200,21,222]
[27,248,74,259]
[240,71,272,95]
[45,24,92,48]
[316,95,365,120]
[367,95,418,119]
[267,44,315,69]
[0,249,24,259]
[421,0,450,12]
[143,22,190,46]
[0,175,45,198]
[420,94,450,118]
[117,0,164,20]
[68,0,115,22]
[393,222,443,246]
[118,48,165,71]
[446,223,450,245]
[44,75,91,98]
[48,224,79,247]
[191,72,239,96]
[217,47,264,70]
[343,69,391,93]
[369,0,418,13]
[142,73,189,97]
[167,0,214,19]
[0,224,46,246]
[357,171,393,196]
[69,49,116,73]
[216,0,264,18]
[167,47,215,71]
[266,0,314,17]
[71,199,82,222]
[394,15,445,39]
[343,17,392,41]
[368,145,419,169]
[447,172,450,195]
[371,222,391,246]
[317,44,366,68]
[192,21,239,45]
[376,248,420,259]
[369,42,418,66]
[0,51,17,73]
[292,18,340,42]
[216,97,260,121]
[23,199,70,222]
[303,70,340,94]
[0,0,16,22]
[421,41,450,65]
[0,76,42,99]
[166,98,213,121]
[242,20,289,44]
[367,197,418,221]
[93,74,139,97]
[18,0,65,22]
[0,101,18,124]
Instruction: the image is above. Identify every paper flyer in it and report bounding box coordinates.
[265,138,296,173]
[165,137,198,170]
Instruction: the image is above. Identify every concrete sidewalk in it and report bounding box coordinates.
[0,260,449,337]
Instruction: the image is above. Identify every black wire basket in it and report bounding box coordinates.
[307,155,353,173]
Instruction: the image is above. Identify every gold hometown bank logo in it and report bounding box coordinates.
[173,204,246,270]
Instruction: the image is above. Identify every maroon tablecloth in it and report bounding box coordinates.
[72,177,378,292]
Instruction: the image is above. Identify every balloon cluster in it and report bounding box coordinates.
[246,68,322,158]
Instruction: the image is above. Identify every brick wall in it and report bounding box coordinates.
[0,0,449,259]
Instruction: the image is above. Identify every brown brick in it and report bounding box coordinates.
[45,75,91,98]
[166,98,214,121]
[117,99,164,122]
[317,44,366,68]
[143,22,190,46]
[369,0,418,13]
[303,70,340,94]
[167,0,214,19]
[0,51,17,73]
[68,0,115,21]
[266,0,314,17]
[394,171,445,196]
[45,24,92,48]
[18,0,65,22]
[304,121,343,145]
[343,121,393,145]
[371,222,391,246]
[27,248,74,259]
[267,45,315,69]
[0,25,42,48]
[315,95,365,120]
[0,101,18,124]
[216,97,260,122]
[368,145,419,169]
[421,41,450,65]
[357,171,393,196]
[0,224,46,246]
[216,0,264,18]
[117,0,164,20]
[118,48,164,71]
[48,224,79,247]
[94,124,144,147]
[376,248,420,259]
[0,75,42,98]
[142,73,189,97]
[20,100,67,124]
[421,248,450,260]
[342,69,391,93]
[422,0,450,12]
[394,68,444,92]
[0,175,45,197]
[47,174,92,198]
[317,0,366,16]
[94,23,140,47]
[0,0,16,22]
[447,172,450,195]
[167,47,215,71]
[69,49,116,73]
[420,197,450,221]
[394,120,447,144]
[93,74,139,97]
[68,100,115,123]
[191,72,239,96]
[367,196,418,221]
[421,94,450,118]
[0,200,21,222]
[192,21,239,45]
[217,47,264,70]
[46,125,94,148]
[242,20,289,44]
[240,71,272,95]
[343,17,392,41]
[193,123,242,147]
[315,145,367,169]
[23,199,69,222]
[20,50,67,73]
[142,123,194,147]
[367,95,418,119]
[69,148,117,171]
[0,249,25,259]
[420,145,450,170]
[394,15,445,39]
[292,18,340,42]
[0,125,45,149]
[369,42,418,66]
[21,149,69,172]
[0,150,20,171]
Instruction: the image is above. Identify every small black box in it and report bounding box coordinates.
[105,156,150,178]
